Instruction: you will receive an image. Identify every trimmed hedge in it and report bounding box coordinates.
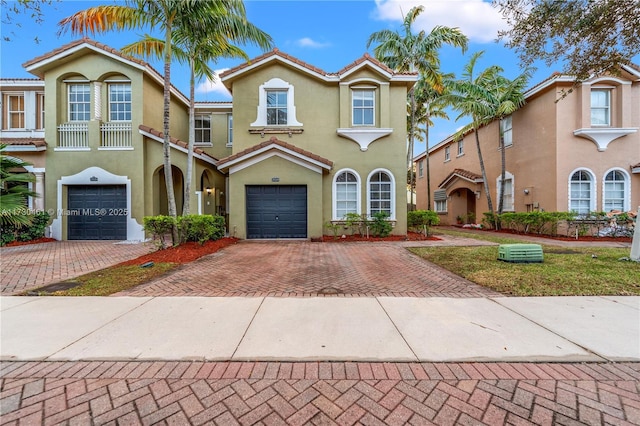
[0,211,50,246]
[143,214,226,248]
[407,210,440,236]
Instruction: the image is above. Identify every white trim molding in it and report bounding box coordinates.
[336,128,393,151]
[251,78,302,127]
[332,168,361,220]
[573,127,637,151]
[366,168,396,220]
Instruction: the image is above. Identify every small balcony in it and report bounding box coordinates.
[100,122,132,149]
[57,122,89,150]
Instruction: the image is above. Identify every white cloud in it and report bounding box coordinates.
[296,37,331,48]
[195,68,231,98]
[372,0,507,44]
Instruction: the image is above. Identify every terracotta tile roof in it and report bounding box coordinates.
[220,48,330,80]
[217,136,333,168]
[0,138,47,147]
[337,53,395,76]
[0,78,43,83]
[438,168,483,188]
[138,125,218,162]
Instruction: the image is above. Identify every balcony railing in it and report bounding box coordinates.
[57,122,88,148]
[100,122,132,148]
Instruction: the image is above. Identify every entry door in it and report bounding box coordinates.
[246,185,307,238]
[67,185,127,240]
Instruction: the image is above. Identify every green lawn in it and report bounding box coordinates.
[409,229,640,296]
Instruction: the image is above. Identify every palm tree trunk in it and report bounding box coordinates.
[408,87,416,211]
[425,107,432,210]
[183,57,195,216]
[474,125,494,218]
[162,20,178,243]
[498,118,506,217]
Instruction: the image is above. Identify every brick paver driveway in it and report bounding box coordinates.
[117,240,500,298]
[0,241,151,295]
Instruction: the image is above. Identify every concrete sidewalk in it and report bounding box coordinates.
[2,295,638,363]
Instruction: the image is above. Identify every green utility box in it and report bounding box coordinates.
[498,244,544,263]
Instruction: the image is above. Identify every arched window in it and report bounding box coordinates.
[569,169,595,215]
[367,169,395,219]
[603,169,628,211]
[333,169,360,220]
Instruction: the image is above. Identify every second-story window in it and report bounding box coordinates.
[457,140,464,156]
[195,114,211,144]
[227,114,233,146]
[5,94,25,129]
[109,83,131,121]
[591,89,610,126]
[68,83,90,121]
[444,145,450,161]
[500,116,513,147]
[266,90,287,125]
[418,160,424,178]
[352,89,374,126]
[37,93,45,130]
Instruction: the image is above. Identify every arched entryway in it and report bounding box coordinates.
[154,165,184,216]
[449,187,477,224]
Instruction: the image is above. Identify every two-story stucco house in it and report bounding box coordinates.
[414,66,640,225]
[1,39,415,241]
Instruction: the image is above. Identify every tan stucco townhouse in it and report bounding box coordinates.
[414,66,640,225]
[1,39,416,241]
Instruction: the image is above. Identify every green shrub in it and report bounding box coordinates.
[0,224,16,246]
[143,215,175,249]
[407,210,440,236]
[178,214,225,245]
[369,211,392,237]
[343,212,368,236]
[324,221,340,239]
[0,211,50,246]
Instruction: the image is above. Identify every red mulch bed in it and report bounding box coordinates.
[120,238,239,266]
[4,237,57,247]
[475,227,632,243]
[321,231,441,242]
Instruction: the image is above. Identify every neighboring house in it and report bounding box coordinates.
[414,66,640,225]
[1,39,415,241]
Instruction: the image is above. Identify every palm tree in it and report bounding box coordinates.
[493,69,532,214]
[411,74,452,210]
[1,145,36,227]
[58,0,230,240]
[367,5,467,210]
[121,7,272,215]
[445,51,503,216]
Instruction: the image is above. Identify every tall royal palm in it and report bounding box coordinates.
[58,0,229,235]
[445,51,503,216]
[121,5,272,215]
[367,5,467,210]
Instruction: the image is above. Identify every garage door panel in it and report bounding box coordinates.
[67,185,127,240]
[246,185,307,239]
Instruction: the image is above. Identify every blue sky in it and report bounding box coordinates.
[0,0,606,149]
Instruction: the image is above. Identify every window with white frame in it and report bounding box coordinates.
[68,83,91,121]
[195,114,211,144]
[333,170,360,219]
[500,116,513,147]
[457,140,464,156]
[496,172,514,211]
[37,93,45,130]
[108,83,131,121]
[4,94,25,129]
[434,189,447,213]
[569,169,594,215]
[444,146,450,161]
[368,170,394,218]
[227,114,233,146]
[603,169,627,211]
[266,90,287,125]
[352,89,375,126]
[591,89,610,126]
[418,160,424,178]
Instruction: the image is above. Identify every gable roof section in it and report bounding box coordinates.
[438,168,483,188]
[23,38,189,106]
[220,49,417,91]
[216,136,333,174]
[138,125,218,165]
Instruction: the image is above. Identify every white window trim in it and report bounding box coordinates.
[590,88,611,127]
[457,140,464,156]
[108,82,132,122]
[500,116,513,147]
[67,83,91,122]
[251,77,302,127]
[568,167,597,214]
[227,114,233,147]
[351,88,375,127]
[434,199,447,213]
[332,168,361,220]
[37,92,45,130]
[496,171,515,212]
[418,160,424,178]
[5,92,25,130]
[602,167,630,212]
[194,113,212,145]
[366,168,395,220]
[444,146,451,162]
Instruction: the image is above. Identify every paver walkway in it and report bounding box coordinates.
[0,241,151,295]
[2,361,639,425]
[117,241,500,298]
